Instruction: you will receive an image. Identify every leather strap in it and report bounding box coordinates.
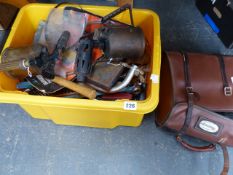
[180,52,194,133]
[177,53,230,174]
[176,135,216,152]
[217,55,232,96]
[183,52,192,89]
[177,136,229,175]
[220,145,229,175]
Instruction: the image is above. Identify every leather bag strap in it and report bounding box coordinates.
[220,145,229,175]
[177,135,229,175]
[176,53,230,175]
[176,135,216,152]
[180,52,194,133]
[217,55,232,96]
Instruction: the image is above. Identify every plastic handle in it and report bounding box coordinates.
[52,76,96,99]
[176,135,216,152]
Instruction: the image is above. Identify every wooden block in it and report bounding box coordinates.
[117,0,133,7]
[0,3,18,30]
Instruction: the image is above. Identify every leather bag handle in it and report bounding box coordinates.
[220,145,229,175]
[176,135,216,152]
[177,135,229,175]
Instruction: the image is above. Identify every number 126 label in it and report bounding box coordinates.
[124,102,137,111]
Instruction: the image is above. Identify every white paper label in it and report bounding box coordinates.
[199,120,219,133]
[124,102,137,111]
[231,77,233,84]
[150,74,159,84]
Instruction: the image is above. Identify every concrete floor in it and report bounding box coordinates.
[0,104,232,175]
[0,0,233,175]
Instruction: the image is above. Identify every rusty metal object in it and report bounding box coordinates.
[86,62,124,91]
[94,27,146,61]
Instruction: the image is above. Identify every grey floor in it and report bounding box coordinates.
[0,0,233,175]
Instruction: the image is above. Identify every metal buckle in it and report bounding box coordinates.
[224,87,232,96]
[186,87,193,94]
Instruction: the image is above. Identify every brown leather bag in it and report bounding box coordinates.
[156,52,233,175]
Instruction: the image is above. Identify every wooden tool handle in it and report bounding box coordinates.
[52,76,96,99]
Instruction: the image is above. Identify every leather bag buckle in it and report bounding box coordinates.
[186,87,193,94]
[224,86,232,96]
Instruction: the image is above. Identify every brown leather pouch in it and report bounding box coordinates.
[156,52,233,175]
[166,103,233,147]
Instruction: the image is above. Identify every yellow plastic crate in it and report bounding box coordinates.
[0,3,161,128]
